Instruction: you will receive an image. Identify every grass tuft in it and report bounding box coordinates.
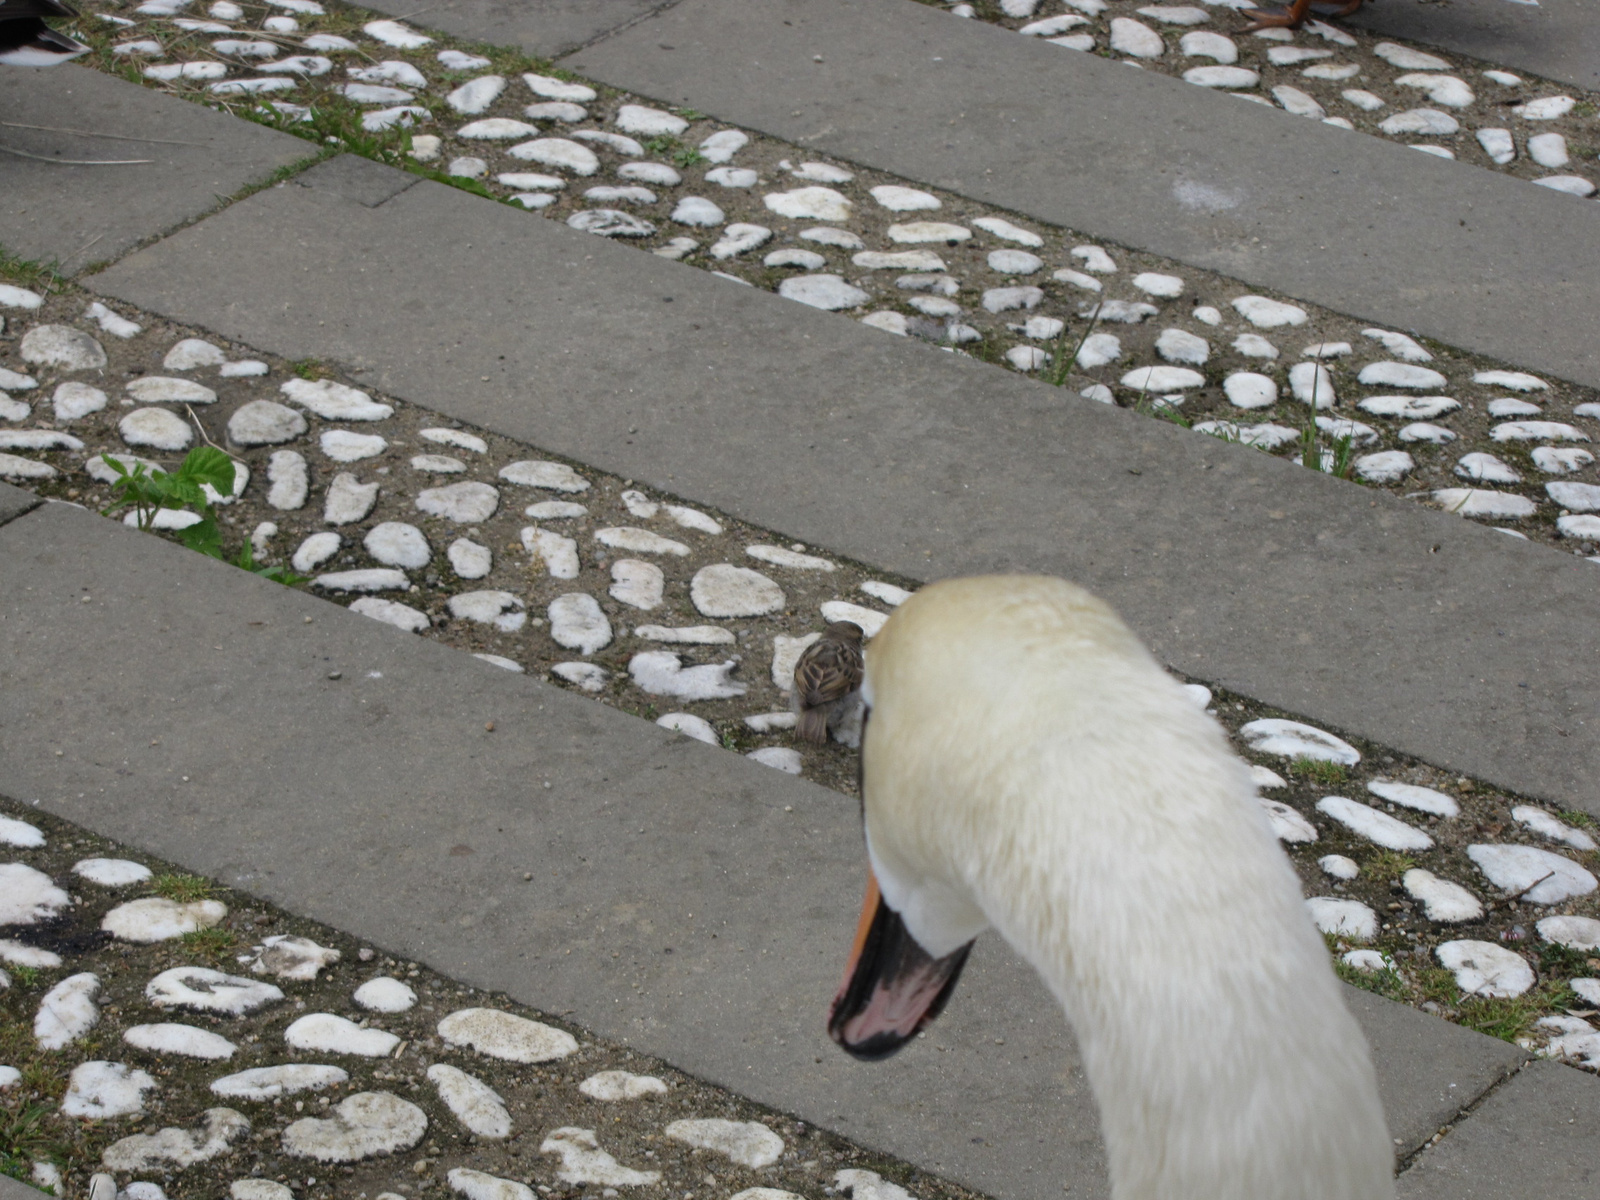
[180,927,237,963]
[1290,756,1348,786]
[1364,850,1418,882]
[151,873,212,903]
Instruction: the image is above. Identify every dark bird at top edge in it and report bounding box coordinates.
[1,0,90,67]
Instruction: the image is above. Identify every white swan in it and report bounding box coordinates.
[829,576,1394,1200]
[0,1,88,67]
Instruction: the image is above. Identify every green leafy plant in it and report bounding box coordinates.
[100,447,235,549]
[7,967,39,989]
[1365,850,1418,882]
[643,135,681,156]
[672,147,707,169]
[100,449,306,584]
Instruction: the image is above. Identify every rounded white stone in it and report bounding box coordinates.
[1221,372,1277,409]
[1342,950,1389,974]
[1259,800,1317,843]
[1514,95,1576,120]
[412,454,467,474]
[615,104,686,135]
[449,590,527,632]
[1120,366,1204,391]
[778,274,869,310]
[120,407,192,451]
[364,522,431,570]
[987,249,1043,274]
[820,600,889,637]
[711,223,773,259]
[1511,805,1598,851]
[748,747,803,774]
[348,598,429,633]
[637,625,735,645]
[313,568,409,594]
[764,188,853,221]
[281,378,392,421]
[250,935,340,981]
[103,898,227,943]
[1402,869,1483,922]
[417,481,499,523]
[211,1065,347,1101]
[146,967,284,1016]
[522,72,595,102]
[285,1013,399,1057]
[609,560,664,610]
[1468,843,1597,904]
[1304,897,1377,940]
[691,564,784,616]
[36,972,99,1049]
[579,1070,668,1101]
[446,537,492,580]
[21,325,106,371]
[548,593,612,654]
[283,1091,427,1162]
[232,1181,294,1200]
[227,400,305,447]
[438,1008,578,1063]
[1110,17,1164,58]
[596,527,689,556]
[671,196,725,226]
[61,1061,158,1119]
[101,1108,250,1173]
[1240,718,1360,765]
[1232,296,1307,328]
[1155,328,1209,366]
[1359,395,1460,419]
[124,1023,236,1060]
[354,977,418,1013]
[0,939,60,968]
[0,817,42,848]
[69,856,150,889]
[1429,489,1538,518]
[1319,855,1359,881]
[49,381,106,422]
[1288,361,1335,408]
[1455,452,1521,484]
[1373,41,1449,70]
[541,1127,661,1186]
[429,1063,511,1138]
[628,652,746,700]
[972,216,1042,246]
[1185,66,1259,87]
[523,527,580,579]
[699,129,749,162]
[320,430,387,462]
[665,1118,784,1168]
[291,532,341,575]
[1355,451,1414,483]
[1180,31,1237,62]
[657,713,719,744]
[446,74,506,114]
[1537,915,1600,951]
[129,376,218,405]
[1437,940,1534,998]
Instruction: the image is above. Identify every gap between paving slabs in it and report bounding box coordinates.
[0,798,989,1200]
[2,279,1599,1054]
[53,1,1600,537]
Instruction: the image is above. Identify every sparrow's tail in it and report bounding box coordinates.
[795,707,829,744]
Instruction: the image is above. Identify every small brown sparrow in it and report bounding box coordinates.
[792,621,865,744]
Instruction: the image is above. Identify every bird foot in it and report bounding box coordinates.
[1240,0,1363,32]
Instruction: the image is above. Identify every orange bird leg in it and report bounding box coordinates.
[1240,0,1317,32]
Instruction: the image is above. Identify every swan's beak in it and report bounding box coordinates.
[828,870,974,1060]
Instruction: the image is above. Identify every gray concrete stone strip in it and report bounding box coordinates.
[0,64,312,275]
[1339,985,1524,1156]
[0,500,1530,1200]
[1352,0,1600,92]
[560,0,1600,392]
[0,480,42,527]
[1396,1061,1600,1198]
[357,0,675,60]
[0,1176,48,1200]
[88,163,1600,813]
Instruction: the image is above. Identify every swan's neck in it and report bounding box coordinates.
[966,769,1394,1200]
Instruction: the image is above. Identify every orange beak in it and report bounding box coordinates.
[827,869,974,1060]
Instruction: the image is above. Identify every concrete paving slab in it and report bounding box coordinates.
[562,0,1600,392]
[1397,1061,1600,1198]
[358,0,671,60]
[89,162,1600,812]
[0,481,41,527]
[0,1178,47,1200]
[0,64,312,275]
[1353,0,1600,92]
[0,501,1527,1200]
